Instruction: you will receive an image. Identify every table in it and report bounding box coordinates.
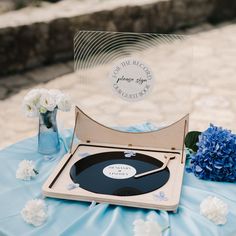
[0,125,235,236]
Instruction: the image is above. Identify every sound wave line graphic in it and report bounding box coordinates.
[74,31,185,74]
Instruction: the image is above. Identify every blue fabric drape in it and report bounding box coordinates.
[0,125,235,236]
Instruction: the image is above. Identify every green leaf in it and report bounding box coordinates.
[185,131,201,152]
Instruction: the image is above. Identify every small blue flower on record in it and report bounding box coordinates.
[153,191,168,201]
[187,124,236,182]
[124,150,136,158]
[66,183,80,190]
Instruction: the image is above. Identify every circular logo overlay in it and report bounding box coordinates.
[109,57,154,102]
[103,164,137,179]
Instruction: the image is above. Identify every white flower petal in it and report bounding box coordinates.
[21,199,48,227]
[22,101,39,118]
[133,217,162,236]
[146,212,157,222]
[39,92,57,112]
[22,89,42,117]
[57,94,71,112]
[24,89,41,106]
[200,196,228,225]
[49,89,62,103]
[16,160,37,180]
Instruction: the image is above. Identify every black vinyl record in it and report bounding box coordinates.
[70,151,170,196]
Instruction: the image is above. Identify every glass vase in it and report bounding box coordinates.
[38,109,60,155]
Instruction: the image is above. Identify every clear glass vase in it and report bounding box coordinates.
[38,109,60,155]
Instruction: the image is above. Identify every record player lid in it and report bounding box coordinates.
[73,31,192,140]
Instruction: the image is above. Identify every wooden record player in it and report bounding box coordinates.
[43,106,189,211]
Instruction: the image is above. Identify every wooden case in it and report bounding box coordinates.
[43,106,189,211]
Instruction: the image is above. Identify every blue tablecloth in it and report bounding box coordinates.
[0,125,236,236]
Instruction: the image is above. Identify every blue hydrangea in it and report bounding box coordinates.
[187,124,236,182]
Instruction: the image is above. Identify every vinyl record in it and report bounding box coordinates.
[70,151,170,196]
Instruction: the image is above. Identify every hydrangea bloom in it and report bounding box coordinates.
[187,124,236,182]
[200,196,228,225]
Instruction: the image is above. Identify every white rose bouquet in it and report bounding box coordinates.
[22,88,71,117]
[22,88,72,155]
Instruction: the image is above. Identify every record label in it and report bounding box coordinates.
[103,164,137,179]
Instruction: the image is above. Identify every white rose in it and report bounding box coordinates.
[57,94,71,112]
[22,89,42,117]
[22,101,39,118]
[39,91,57,112]
[24,89,41,106]
[49,89,62,103]
[16,160,38,180]
[200,196,228,225]
[21,199,48,227]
